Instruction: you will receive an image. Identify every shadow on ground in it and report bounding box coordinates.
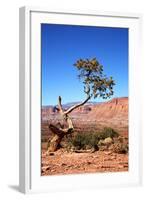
[8,185,19,192]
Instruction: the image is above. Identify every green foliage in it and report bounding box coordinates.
[98,127,119,139]
[62,127,128,154]
[74,58,115,99]
[68,133,99,150]
[66,127,118,150]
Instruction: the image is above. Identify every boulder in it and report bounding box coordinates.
[98,137,113,146]
[103,137,113,145]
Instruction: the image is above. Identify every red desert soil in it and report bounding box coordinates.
[41,149,128,176]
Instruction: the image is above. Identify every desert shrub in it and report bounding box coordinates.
[67,133,99,150]
[98,127,119,140]
[63,127,119,151]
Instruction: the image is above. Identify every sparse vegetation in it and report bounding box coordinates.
[67,133,99,150]
[63,127,120,152]
[45,126,128,154]
[98,127,119,139]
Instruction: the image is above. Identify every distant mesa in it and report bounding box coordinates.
[42,97,128,116]
[42,101,99,110]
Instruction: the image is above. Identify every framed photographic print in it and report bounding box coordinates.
[19,7,142,193]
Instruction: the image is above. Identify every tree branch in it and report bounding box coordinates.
[64,95,91,115]
[49,124,66,137]
[58,96,64,114]
[66,115,74,130]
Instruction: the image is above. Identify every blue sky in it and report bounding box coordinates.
[41,24,128,106]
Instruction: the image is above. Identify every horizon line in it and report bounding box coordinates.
[42,96,128,107]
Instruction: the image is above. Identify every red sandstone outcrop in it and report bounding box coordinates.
[90,97,128,118]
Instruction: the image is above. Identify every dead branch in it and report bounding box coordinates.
[64,95,91,115]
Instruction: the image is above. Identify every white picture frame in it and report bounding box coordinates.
[19,6,143,194]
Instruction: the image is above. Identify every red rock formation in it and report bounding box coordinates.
[41,97,128,141]
[88,97,128,119]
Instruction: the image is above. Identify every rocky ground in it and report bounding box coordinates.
[41,149,128,176]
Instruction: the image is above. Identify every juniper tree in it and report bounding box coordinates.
[48,58,115,152]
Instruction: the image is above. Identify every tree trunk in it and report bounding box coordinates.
[48,134,63,152]
[47,119,73,152]
[47,94,91,152]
